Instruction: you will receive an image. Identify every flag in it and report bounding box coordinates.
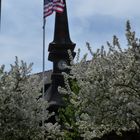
[44,0,64,18]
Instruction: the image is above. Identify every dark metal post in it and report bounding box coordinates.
[45,0,76,112]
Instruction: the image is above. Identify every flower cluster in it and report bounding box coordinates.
[59,21,140,139]
[0,57,61,140]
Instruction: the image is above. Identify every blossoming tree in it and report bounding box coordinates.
[59,21,140,140]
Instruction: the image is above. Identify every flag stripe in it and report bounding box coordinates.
[44,0,64,18]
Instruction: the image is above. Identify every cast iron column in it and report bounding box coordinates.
[45,0,76,111]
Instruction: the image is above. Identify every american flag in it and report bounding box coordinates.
[44,0,64,18]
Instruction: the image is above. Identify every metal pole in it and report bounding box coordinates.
[0,0,2,29]
[42,18,46,140]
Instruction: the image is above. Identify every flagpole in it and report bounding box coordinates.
[0,0,2,29]
[42,19,46,97]
[42,17,46,140]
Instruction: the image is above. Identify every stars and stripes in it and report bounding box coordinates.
[44,0,64,18]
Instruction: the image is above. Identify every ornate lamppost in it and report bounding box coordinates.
[45,0,76,112]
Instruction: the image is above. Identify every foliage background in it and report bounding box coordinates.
[0,57,61,140]
[58,21,140,140]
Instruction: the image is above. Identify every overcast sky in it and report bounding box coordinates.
[1,0,140,73]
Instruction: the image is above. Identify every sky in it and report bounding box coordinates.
[1,0,140,73]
